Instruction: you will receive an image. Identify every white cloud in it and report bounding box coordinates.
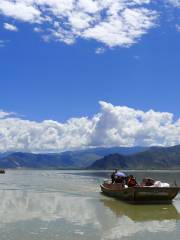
[83,7,156,47]
[95,47,106,54]
[0,110,14,118]
[0,0,158,47]
[1,102,180,152]
[0,1,42,22]
[34,27,43,33]
[168,0,180,7]
[4,22,18,31]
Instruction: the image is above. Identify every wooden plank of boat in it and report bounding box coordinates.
[100,182,180,204]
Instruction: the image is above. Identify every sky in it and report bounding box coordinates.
[0,0,180,152]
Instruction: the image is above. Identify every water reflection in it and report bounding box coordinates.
[0,170,179,240]
[102,216,177,240]
[101,197,180,240]
[0,190,99,226]
[0,189,179,232]
[101,197,180,221]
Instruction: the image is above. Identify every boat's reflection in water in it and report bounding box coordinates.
[100,195,180,240]
[101,197,180,222]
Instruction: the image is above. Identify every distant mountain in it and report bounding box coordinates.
[89,145,180,170]
[2,145,180,169]
[61,146,148,167]
[0,152,12,159]
[0,146,148,169]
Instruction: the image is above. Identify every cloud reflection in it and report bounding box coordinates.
[0,190,99,226]
[102,216,176,240]
[0,188,179,240]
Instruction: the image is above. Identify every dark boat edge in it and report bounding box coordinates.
[100,183,180,204]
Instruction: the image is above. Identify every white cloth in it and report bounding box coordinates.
[151,181,170,187]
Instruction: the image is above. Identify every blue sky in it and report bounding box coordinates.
[0,0,180,152]
[0,0,179,122]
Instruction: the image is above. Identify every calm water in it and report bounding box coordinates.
[0,170,180,240]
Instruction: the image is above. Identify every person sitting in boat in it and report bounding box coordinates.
[127,175,138,187]
[141,177,155,187]
[111,169,118,184]
[115,176,124,184]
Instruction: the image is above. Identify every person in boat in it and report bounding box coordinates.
[127,175,138,187]
[124,176,129,185]
[141,177,155,187]
[114,171,126,185]
[115,176,124,184]
[111,169,118,184]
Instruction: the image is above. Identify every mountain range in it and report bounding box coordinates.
[89,145,180,169]
[0,146,147,169]
[1,145,180,169]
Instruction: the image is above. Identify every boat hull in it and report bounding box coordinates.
[100,183,180,204]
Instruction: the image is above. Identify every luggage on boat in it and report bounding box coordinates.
[151,181,170,188]
[142,178,170,188]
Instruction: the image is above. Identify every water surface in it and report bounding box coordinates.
[0,170,180,240]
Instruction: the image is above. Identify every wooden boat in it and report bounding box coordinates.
[100,181,180,204]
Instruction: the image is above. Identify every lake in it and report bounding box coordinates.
[0,170,180,240]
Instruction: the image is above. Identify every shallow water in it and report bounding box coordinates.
[0,170,180,240]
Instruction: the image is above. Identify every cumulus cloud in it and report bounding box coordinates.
[0,0,158,47]
[0,102,180,152]
[4,22,18,31]
[83,7,156,47]
[0,0,42,22]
